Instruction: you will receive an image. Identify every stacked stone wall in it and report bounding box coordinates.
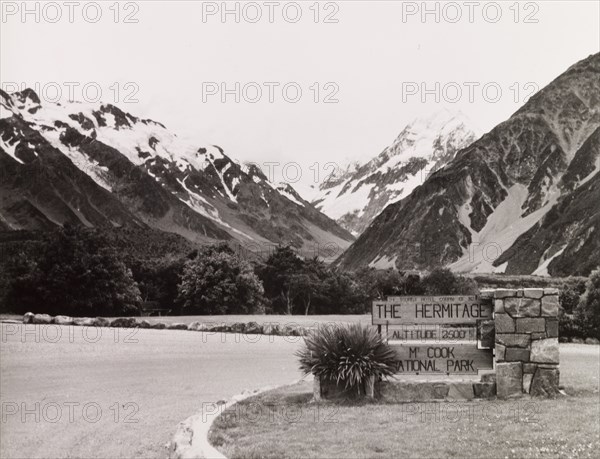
[491,288,560,398]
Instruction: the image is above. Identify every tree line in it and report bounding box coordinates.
[0,226,475,316]
[1,225,597,340]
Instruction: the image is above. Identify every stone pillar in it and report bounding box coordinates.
[494,288,560,398]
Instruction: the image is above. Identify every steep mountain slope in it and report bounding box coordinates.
[493,127,600,277]
[337,53,600,275]
[312,110,478,235]
[0,89,354,254]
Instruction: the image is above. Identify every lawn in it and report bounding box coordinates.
[141,314,370,328]
[1,313,371,328]
[209,344,600,459]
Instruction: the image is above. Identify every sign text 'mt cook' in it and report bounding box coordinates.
[372,295,493,325]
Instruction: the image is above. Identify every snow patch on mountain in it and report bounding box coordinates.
[449,184,560,273]
[368,255,398,269]
[276,183,305,207]
[532,245,567,276]
[0,135,22,164]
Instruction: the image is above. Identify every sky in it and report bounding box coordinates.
[1,0,599,188]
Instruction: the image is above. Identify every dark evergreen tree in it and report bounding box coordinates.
[3,225,141,316]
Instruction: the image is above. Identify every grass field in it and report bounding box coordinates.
[141,314,371,327]
[0,314,371,328]
[210,344,600,459]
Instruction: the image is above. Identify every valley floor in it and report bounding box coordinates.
[0,323,305,458]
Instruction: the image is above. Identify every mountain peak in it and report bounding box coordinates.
[311,109,479,235]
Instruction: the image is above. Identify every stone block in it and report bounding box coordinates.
[546,319,559,338]
[543,288,559,295]
[531,332,547,340]
[23,312,34,324]
[313,377,322,401]
[245,321,263,334]
[505,347,530,362]
[479,319,495,348]
[110,317,137,328]
[473,382,496,399]
[377,381,449,402]
[496,362,523,398]
[496,333,531,348]
[447,382,475,400]
[541,295,559,317]
[320,376,376,400]
[231,322,246,333]
[505,297,541,318]
[73,317,95,326]
[94,317,110,327]
[479,290,494,299]
[263,324,282,335]
[530,367,560,397]
[54,315,74,325]
[494,299,505,313]
[495,314,515,333]
[365,376,375,399]
[523,373,533,393]
[523,363,537,374]
[481,373,496,384]
[494,289,518,299]
[523,288,544,299]
[516,318,546,333]
[32,314,52,324]
[496,343,506,361]
[530,338,559,364]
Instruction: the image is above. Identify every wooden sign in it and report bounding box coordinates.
[385,325,477,342]
[390,343,493,374]
[372,295,492,325]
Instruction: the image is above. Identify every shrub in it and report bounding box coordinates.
[296,324,397,393]
[420,268,478,295]
[575,268,600,339]
[177,243,264,315]
[559,280,587,314]
[559,280,587,339]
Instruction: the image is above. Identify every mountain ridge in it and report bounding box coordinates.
[336,53,600,276]
[0,89,354,257]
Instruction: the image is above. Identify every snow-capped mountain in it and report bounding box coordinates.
[337,53,600,276]
[0,89,354,255]
[312,109,479,235]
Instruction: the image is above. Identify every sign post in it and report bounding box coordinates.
[373,295,493,375]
